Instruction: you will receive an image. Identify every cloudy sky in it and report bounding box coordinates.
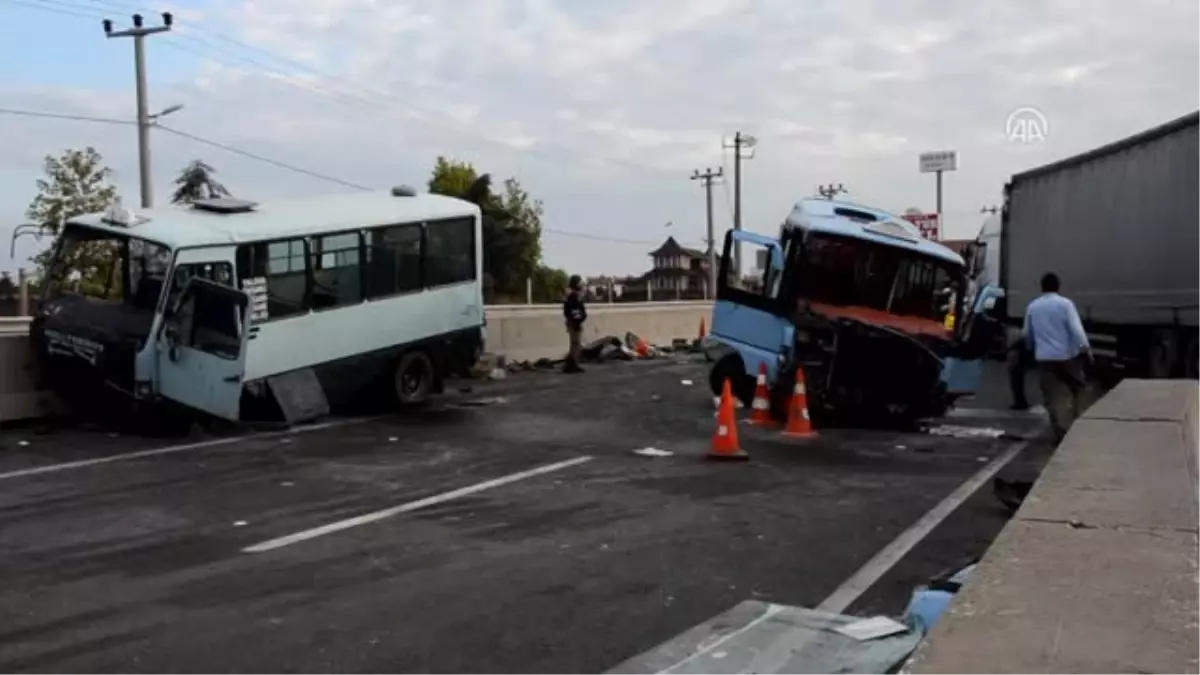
[1,0,1197,277]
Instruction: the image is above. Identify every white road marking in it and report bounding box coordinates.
[657,603,786,674]
[815,440,1028,614]
[649,437,1034,675]
[0,416,386,482]
[243,455,594,553]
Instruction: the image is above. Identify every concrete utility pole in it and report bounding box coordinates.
[103,13,173,209]
[723,132,757,278]
[817,183,848,200]
[691,167,724,298]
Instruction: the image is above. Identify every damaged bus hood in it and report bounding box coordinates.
[32,296,154,390]
[809,311,947,418]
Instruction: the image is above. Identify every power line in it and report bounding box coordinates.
[154,124,376,191]
[0,106,670,246]
[0,107,134,125]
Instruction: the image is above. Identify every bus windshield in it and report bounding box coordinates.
[794,233,961,323]
[44,224,171,313]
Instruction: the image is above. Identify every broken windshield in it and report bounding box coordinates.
[794,233,960,322]
[43,224,171,312]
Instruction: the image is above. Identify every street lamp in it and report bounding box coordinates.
[9,224,46,259]
[149,103,184,122]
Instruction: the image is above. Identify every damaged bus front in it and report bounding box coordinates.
[707,198,1002,426]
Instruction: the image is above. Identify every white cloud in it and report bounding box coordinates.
[2,0,1197,277]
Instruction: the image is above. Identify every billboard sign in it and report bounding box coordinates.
[919,150,958,173]
[902,212,940,240]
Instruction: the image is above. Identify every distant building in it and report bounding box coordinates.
[620,236,719,300]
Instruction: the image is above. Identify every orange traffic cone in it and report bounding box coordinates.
[748,363,778,427]
[709,379,748,461]
[782,367,817,438]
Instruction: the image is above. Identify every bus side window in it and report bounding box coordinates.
[365,222,422,298]
[425,217,476,287]
[309,231,363,309]
[235,239,310,319]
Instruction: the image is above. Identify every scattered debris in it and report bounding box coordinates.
[681,379,694,386]
[448,396,509,408]
[233,521,248,527]
[633,447,674,457]
[488,367,507,380]
[387,436,398,442]
[993,477,1033,515]
[894,444,908,450]
[925,424,1006,439]
[279,481,295,487]
[835,615,911,641]
[17,440,29,447]
[902,561,977,635]
[650,394,661,402]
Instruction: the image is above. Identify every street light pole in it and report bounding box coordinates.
[724,132,757,279]
[691,167,724,298]
[103,13,173,209]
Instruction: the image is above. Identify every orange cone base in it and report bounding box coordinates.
[782,428,818,439]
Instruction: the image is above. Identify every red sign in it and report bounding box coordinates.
[902,213,940,240]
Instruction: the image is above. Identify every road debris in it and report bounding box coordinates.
[632,447,673,457]
[835,615,910,641]
[681,379,694,386]
[925,424,1006,439]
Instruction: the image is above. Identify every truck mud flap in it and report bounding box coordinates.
[267,368,331,425]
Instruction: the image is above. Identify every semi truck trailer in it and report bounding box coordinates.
[1000,110,1199,378]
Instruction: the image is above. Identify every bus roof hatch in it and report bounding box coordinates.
[191,197,259,214]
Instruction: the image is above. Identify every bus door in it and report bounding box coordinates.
[942,284,1006,396]
[154,248,250,421]
[712,230,793,382]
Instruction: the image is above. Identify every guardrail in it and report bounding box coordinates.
[0,317,31,337]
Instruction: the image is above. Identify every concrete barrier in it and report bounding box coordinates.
[909,378,1200,674]
[485,301,711,363]
[0,302,713,423]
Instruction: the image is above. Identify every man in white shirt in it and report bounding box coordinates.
[1023,272,1093,442]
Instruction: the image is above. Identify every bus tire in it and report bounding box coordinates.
[710,354,753,408]
[394,350,435,407]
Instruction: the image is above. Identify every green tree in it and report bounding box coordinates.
[172,159,230,204]
[531,265,570,303]
[427,156,547,303]
[25,147,120,281]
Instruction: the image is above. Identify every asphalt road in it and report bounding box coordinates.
[0,357,1049,673]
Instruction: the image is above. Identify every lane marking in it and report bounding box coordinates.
[243,455,594,553]
[815,440,1028,614]
[650,437,1033,675]
[658,603,785,674]
[0,416,388,482]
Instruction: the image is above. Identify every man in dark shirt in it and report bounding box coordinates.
[563,275,587,373]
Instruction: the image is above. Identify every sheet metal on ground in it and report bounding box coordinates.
[0,359,1043,673]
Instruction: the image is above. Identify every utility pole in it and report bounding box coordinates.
[103,13,173,209]
[692,167,724,298]
[723,132,757,279]
[817,183,848,199]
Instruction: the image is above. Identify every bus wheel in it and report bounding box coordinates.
[394,350,434,406]
[710,354,753,408]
